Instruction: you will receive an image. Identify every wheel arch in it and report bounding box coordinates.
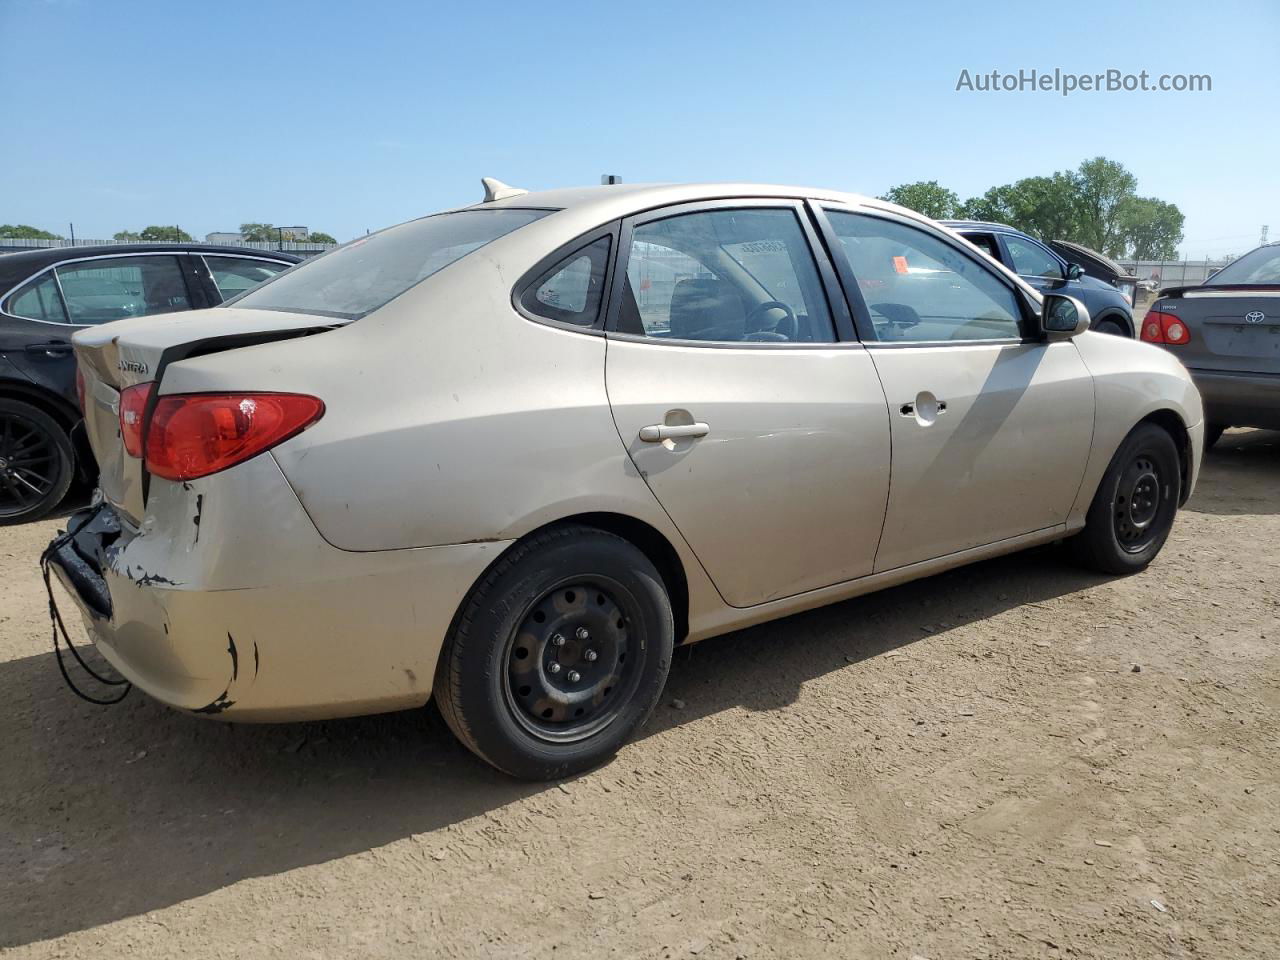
[0,379,89,475]
[1139,408,1193,506]
[1092,307,1134,338]
[443,511,691,665]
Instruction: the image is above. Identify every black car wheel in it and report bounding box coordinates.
[0,399,74,525]
[1070,422,1181,575]
[1204,423,1226,449]
[435,525,674,780]
[1094,318,1127,337]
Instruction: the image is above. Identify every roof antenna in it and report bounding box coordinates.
[481,177,528,202]
[601,174,623,185]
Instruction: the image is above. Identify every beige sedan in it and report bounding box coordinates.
[47,181,1203,779]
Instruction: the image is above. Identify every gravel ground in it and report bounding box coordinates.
[1,430,1277,959]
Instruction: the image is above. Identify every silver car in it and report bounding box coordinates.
[46,181,1204,780]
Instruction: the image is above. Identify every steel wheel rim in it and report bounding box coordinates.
[502,577,643,743]
[0,413,60,518]
[1113,454,1162,553]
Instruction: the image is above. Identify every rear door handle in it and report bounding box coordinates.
[639,422,710,442]
[24,342,72,357]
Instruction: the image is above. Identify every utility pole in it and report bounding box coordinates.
[1262,225,1270,245]
[68,222,75,244]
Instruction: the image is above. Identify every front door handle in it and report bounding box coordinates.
[639,422,710,442]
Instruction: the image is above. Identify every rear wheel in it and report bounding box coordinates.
[434,525,674,780]
[0,399,74,525]
[1070,422,1181,575]
[1094,318,1127,337]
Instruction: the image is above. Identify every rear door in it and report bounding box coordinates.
[603,200,891,607]
[820,207,1094,572]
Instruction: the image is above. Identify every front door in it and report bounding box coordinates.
[822,208,1095,572]
[604,202,892,607]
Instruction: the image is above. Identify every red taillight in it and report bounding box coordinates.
[144,393,324,481]
[119,382,155,458]
[75,368,87,413]
[1141,309,1191,346]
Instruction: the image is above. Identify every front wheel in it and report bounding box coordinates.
[434,526,674,780]
[1070,422,1181,575]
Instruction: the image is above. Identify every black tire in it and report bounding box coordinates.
[0,398,74,525]
[1094,318,1127,337]
[1070,422,1181,575]
[434,525,674,780]
[1204,423,1226,449]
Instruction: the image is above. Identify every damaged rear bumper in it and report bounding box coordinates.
[46,454,511,721]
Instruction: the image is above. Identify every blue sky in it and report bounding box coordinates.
[2,0,1276,256]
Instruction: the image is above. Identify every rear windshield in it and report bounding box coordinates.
[1205,245,1280,286]
[228,208,551,319]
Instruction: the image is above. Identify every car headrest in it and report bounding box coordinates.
[669,278,744,340]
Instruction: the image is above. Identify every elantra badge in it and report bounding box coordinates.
[1245,311,1265,324]
[117,359,149,375]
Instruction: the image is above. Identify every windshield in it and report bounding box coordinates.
[229,208,551,319]
[1204,245,1280,286]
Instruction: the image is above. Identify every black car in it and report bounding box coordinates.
[0,244,299,523]
[942,221,1135,337]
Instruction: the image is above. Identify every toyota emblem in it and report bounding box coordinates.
[1245,311,1265,324]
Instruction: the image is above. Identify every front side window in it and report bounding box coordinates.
[231,209,551,320]
[1206,245,1280,285]
[520,236,610,326]
[205,256,290,302]
[618,208,834,343]
[1004,235,1065,280]
[5,274,68,323]
[827,211,1023,342]
[54,256,190,324]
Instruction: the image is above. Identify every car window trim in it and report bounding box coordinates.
[814,205,1040,346]
[602,197,852,347]
[510,221,621,336]
[1,250,292,327]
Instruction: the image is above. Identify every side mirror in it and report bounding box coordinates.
[1041,294,1091,341]
[1066,263,1084,281]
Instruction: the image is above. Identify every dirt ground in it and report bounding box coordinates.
[2,431,1277,959]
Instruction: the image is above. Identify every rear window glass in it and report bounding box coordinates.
[229,208,551,319]
[1206,245,1280,286]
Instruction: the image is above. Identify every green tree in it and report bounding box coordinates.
[879,181,960,220]
[959,172,1083,240]
[239,222,276,242]
[1073,156,1138,257]
[113,225,192,242]
[307,231,337,244]
[1118,196,1184,260]
[0,224,62,239]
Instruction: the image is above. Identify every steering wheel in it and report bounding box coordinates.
[744,300,797,341]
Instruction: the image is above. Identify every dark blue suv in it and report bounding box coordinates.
[942,221,1135,338]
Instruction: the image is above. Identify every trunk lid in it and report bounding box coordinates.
[73,307,348,522]
[1156,286,1280,375]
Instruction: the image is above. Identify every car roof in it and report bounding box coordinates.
[0,244,301,286]
[472,181,883,221]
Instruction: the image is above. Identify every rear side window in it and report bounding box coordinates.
[6,274,68,323]
[55,256,191,324]
[231,209,551,320]
[520,236,611,326]
[205,256,290,302]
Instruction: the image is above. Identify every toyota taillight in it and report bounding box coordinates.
[1141,310,1191,345]
[144,393,324,481]
[119,382,155,457]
